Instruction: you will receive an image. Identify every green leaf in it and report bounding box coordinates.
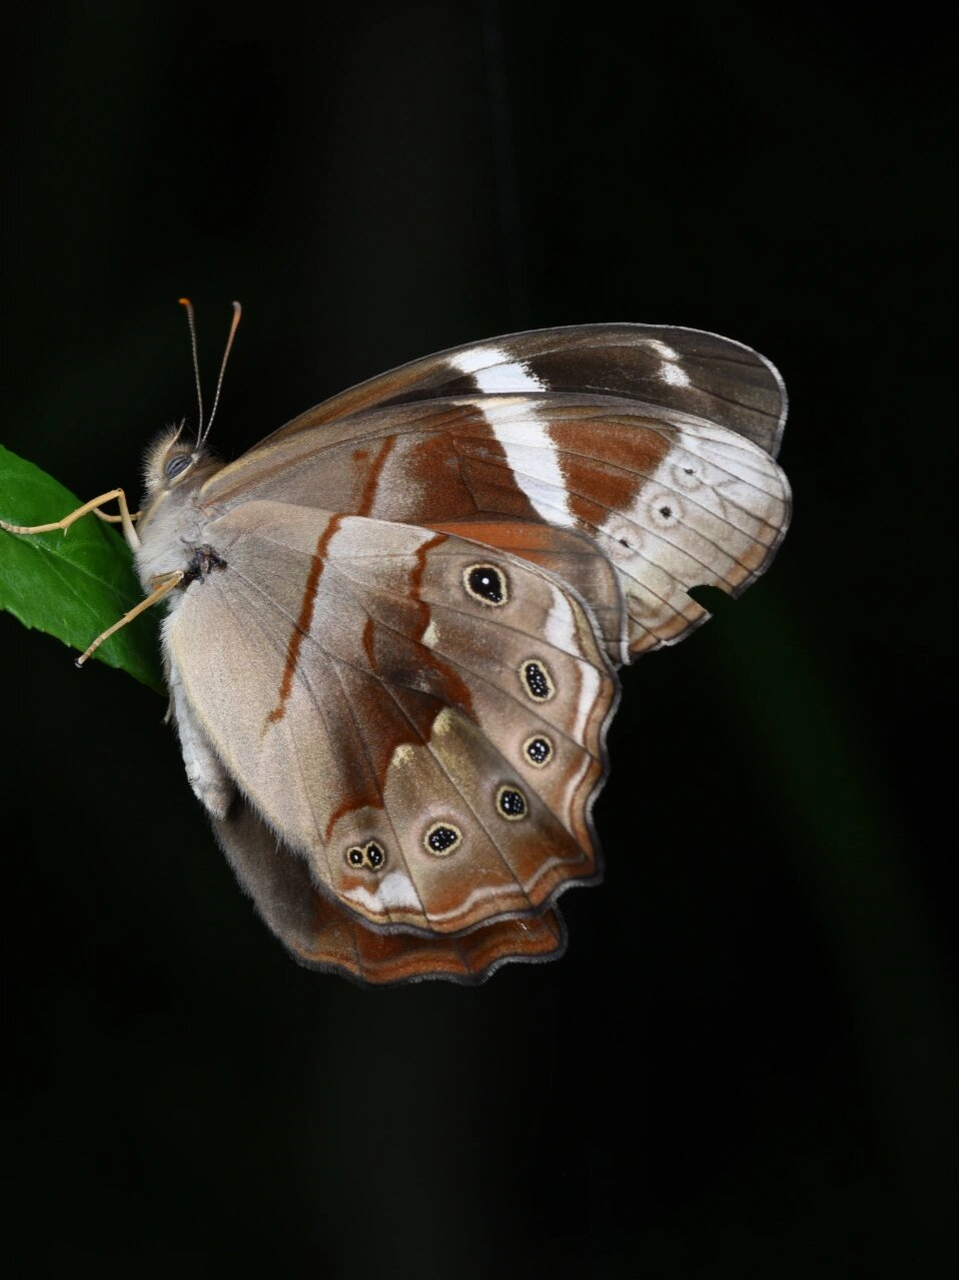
[0,444,164,693]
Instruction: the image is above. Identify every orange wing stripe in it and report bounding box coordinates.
[266,514,343,726]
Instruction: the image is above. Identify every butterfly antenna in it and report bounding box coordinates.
[178,297,205,443]
[202,300,242,446]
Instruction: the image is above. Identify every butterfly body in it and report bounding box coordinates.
[127,323,789,985]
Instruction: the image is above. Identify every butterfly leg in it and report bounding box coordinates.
[0,488,142,551]
[93,507,140,524]
[75,570,184,669]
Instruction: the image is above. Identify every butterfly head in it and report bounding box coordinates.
[141,299,243,508]
[141,424,219,502]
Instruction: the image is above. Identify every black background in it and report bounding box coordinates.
[1,3,955,1275]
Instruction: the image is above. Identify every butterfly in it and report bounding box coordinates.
[4,309,790,984]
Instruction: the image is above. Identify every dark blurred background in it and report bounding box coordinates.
[1,3,955,1275]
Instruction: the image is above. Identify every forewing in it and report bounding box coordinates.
[202,395,789,659]
[167,501,618,937]
[249,323,787,456]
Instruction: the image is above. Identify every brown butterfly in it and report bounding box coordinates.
[3,309,790,984]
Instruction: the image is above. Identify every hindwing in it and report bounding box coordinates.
[167,502,619,948]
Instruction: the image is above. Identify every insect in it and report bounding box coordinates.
[2,305,790,984]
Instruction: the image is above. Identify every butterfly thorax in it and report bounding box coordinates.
[135,430,225,595]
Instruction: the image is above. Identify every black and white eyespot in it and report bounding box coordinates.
[673,459,701,489]
[164,453,193,479]
[523,735,553,768]
[424,822,463,856]
[365,841,385,870]
[346,840,386,871]
[463,563,508,607]
[650,495,682,528]
[496,785,528,821]
[519,658,554,702]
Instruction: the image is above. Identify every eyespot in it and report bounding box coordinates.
[346,840,386,871]
[523,735,553,768]
[650,495,682,527]
[424,822,462,856]
[519,659,554,702]
[496,785,528,821]
[165,453,192,479]
[463,563,508,606]
[673,461,701,491]
[365,841,385,869]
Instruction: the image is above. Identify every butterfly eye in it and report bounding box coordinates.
[496,786,528,821]
[424,822,462,856]
[165,453,192,479]
[523,735,553,768]
[519,659,554,702]
[463,563,508,606]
